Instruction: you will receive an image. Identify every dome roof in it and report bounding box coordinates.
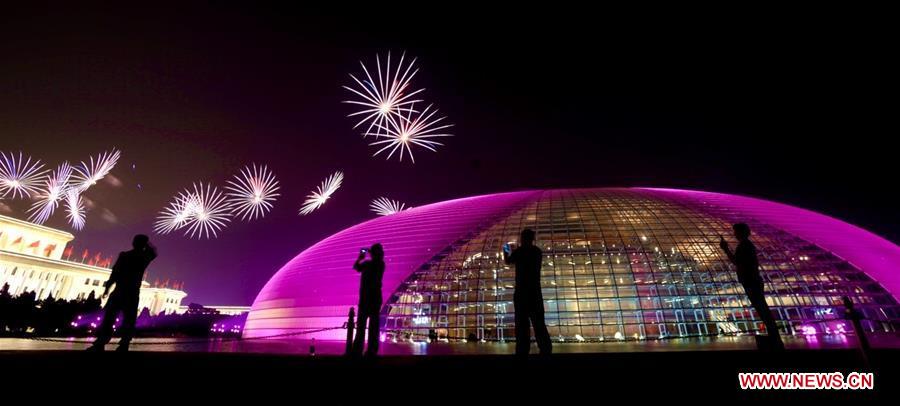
[245,188,900,341]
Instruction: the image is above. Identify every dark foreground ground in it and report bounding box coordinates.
[1,348,896,402]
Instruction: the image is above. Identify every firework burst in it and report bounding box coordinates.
[370,197,407,216]
[368,103,453,163]
[0,151,48,199]
[27,162,73,224]
[225,164,280,221]
[299,171,343,215]
[153,191,199,235]
[73,149,121,191]
[343,52,424,138]
[181,183,232,239]
[65,189,86,231]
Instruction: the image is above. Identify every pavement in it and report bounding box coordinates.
[1,341,895,402]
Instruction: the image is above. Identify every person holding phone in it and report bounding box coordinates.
[504,229,552,356]
[352,243,385,357]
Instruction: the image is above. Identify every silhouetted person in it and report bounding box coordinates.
[85,290,101,312]
[352,243,385,357]
[843,296,870,366]
[87,234,157,352]
[504,229,552,356]
[720,223,784,350]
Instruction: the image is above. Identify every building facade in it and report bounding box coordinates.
[245,188,900,343]
[176,305,250,315]
[0,214,186,315]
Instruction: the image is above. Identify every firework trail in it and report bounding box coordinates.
[343,52,424,138]
[299,171,343,215]
[225,164,280,221]
[73,149,121,191]
[0,151,48,199]
[368,103,453,163]
[370,197,407,216]
[27,162,73,224]
[65,189,86,231]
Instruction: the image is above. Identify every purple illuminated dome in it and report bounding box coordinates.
[245,188,900,342]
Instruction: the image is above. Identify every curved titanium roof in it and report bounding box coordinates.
[245,188,900,339]
[639,188,900,298]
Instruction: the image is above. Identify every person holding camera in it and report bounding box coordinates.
[352,243,386,357]
[87,234,157,352]
[504,229,552,356]
[720,223,784,351]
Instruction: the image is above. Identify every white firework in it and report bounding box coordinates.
[368,103,453,163]
[225,164,280,221]
[181,182,232,239]
[73,149,121,191]
[153,191,199,235]
[65,189,86,231]
[343,52,424,138]
[370,197,407,216]
[0,151,48,199]
[299,171,343,215]
[27,162,73,224]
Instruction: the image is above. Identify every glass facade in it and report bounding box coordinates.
[384,189,900,342]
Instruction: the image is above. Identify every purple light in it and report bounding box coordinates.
[639,188,900,301]
[835,323,847,334]
[245,191,539,339]
[245,188,900,340]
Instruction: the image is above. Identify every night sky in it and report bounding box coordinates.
[1,6,894,305]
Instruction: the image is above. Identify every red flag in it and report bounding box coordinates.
[93,252,102,264]
[154,279,160,288]
[12,236,22,246]
[163,278,169,289]
[43,244,56,257]
[82,249,89,261]
[28,240,40,248]
[63,246,73,259]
